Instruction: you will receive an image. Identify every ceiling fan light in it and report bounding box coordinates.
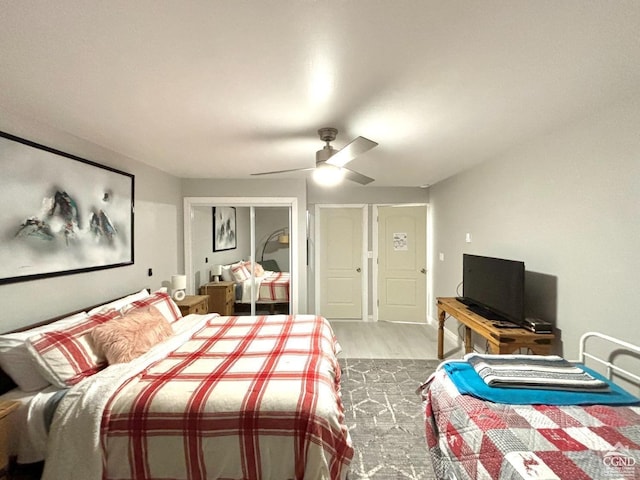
[313,164,344,186]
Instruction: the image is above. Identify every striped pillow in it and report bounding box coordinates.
[26,309,121,388]
[230,261,251,282]
[122,291,183,324]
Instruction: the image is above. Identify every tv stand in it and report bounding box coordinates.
[436,297,554,359]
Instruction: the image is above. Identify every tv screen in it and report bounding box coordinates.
[462,254,525,324]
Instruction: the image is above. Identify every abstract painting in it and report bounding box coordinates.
[0,131,134,284]
[213,206,236,251]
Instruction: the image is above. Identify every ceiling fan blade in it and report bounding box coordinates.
[251,166,315,176]
[326,136,378,168]
[343,167,375,185]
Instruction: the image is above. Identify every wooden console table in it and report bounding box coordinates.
[437,297,554,359]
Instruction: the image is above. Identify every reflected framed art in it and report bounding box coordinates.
[212,206,236,251]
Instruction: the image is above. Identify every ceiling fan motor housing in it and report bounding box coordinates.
[316,127,339,165]
[317,127,338,143]
[316,145,338,164]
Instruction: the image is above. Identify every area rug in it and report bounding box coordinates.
[339,358,440,480]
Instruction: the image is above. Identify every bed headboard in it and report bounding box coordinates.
[0,290,150,394]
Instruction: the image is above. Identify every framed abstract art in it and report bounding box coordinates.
[0,131,134,284]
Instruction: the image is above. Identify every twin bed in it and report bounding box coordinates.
[0,289,351,479]
[420,332,640,479]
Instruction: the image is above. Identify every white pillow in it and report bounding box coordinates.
[221,265,233,282]
[0,312,88,391]
[88,289,150,315]
[25,292,181,389]
[230,261,251,282]
[120,291,183,325]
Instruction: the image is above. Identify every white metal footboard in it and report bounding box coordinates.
[578,331,640,385]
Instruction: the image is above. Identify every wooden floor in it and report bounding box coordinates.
[329,319,463,359]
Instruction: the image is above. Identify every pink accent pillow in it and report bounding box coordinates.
[254,263,265,277]
[91,306,173,364]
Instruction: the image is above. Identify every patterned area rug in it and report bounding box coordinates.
[339,358,440,480]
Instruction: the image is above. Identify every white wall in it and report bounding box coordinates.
[0,109,183,332]
[430,94,640,367]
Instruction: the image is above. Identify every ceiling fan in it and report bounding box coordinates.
[251,128,378,185]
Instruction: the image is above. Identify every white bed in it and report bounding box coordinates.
[0,289,351,480]
[220,260,290,313]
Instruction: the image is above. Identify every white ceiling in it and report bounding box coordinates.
[1,1,639,187]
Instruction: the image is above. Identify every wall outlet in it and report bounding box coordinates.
[439,252,445,261]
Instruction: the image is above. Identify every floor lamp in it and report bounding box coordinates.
[260,228,289,263]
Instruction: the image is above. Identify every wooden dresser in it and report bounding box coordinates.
[199,281,235,315]
[174,295,209,316]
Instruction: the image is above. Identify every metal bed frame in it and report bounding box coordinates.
[578,331,640,385]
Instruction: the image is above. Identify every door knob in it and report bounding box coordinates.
[356,268,361,273]
[420,268,426,274]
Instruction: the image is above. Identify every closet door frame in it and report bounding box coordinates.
[184,196,299,314]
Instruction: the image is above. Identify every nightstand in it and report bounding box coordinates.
[174,295,209,316]
[199,281,235,315]
[0,401,19,479]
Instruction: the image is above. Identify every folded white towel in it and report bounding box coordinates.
[464,353,609,391]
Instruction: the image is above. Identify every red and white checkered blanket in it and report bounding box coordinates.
[42,314,352,480]
[424,368,640,479]
[258,271,290,302]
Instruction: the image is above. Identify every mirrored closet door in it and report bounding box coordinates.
[184,198,296,316]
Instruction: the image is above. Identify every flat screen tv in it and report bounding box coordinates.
[461,254,525,325]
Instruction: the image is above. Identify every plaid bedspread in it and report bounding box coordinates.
[101,314,352,480]
[423,368,640,480]
[258,271,290,302]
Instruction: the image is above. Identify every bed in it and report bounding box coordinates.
[0,289,352,480]
[419,332,640,480]
[222,260,291,314]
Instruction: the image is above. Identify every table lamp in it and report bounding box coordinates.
[211,264,222,283]
[171,274,187,301]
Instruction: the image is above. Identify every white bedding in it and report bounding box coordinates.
[42,314,213,480]
[236,270,290,305]
[237,270,274,303]
[41,313,351,480]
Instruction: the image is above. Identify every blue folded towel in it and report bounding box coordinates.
[443,361,640,406]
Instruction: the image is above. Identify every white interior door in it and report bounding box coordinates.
[377,205,427,322]
[317,206,365,319]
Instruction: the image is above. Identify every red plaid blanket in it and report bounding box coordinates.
[258,271,290,302]
[101,314,352,479]
[424,368,640,479]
